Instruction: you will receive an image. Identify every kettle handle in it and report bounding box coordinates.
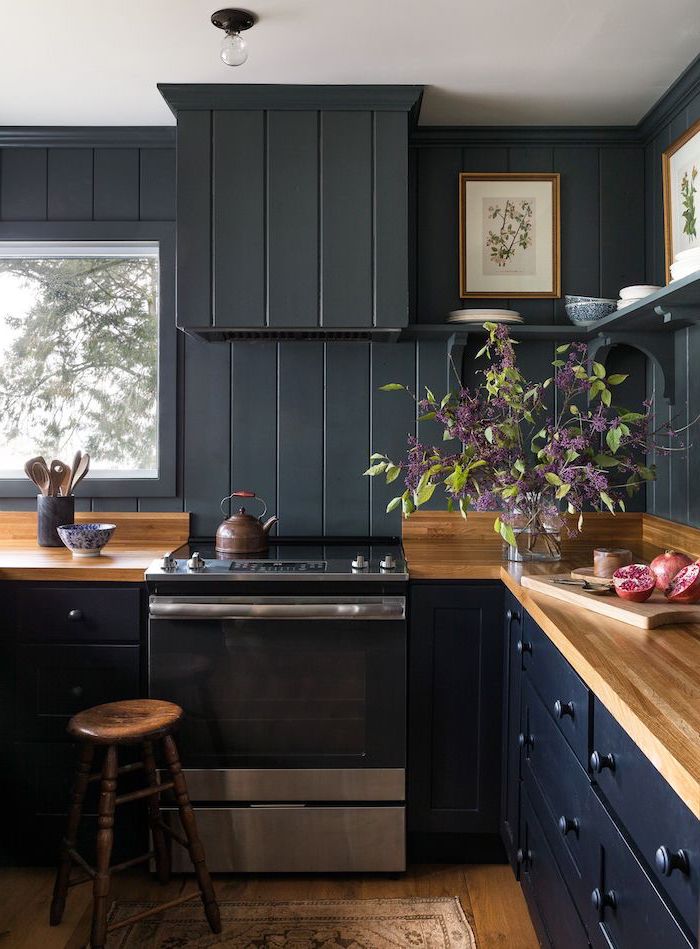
[220,492,268,518]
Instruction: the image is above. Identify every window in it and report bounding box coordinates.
[0,241,160,480]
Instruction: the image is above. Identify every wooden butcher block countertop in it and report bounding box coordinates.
[404,511,700,819]
[0,512,189,582]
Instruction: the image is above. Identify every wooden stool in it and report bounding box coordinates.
[50,699,221,948]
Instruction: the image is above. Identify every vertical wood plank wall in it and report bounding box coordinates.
[7,105,698,531]
[644,84,700,528]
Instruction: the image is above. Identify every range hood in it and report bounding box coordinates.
[159,84,423,340]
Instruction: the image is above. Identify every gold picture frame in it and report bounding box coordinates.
[459,172,560,298]
[662,116,700,284]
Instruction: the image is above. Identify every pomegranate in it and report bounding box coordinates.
[649,549,693,590]
[612,564,656,602]
[664,562,700,603]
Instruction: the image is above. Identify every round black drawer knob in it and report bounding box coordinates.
[554,699,575,719]
[655,846,690,877]
[67,609,83,622]
[590,750,615,774]
[518,732,534,751]
[516,848,532,867]
[517,639,532,656]
[558,815,579,836]
[70,685,84,699]
[591,887,617,912]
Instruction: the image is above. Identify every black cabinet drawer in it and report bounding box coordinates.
[16,585,142,643]
[520,787,590,949]
[586,791,693,949]
[522,678,595,915]
[16,644,140,741]
[591,700,699,940]
[522,613,590,769]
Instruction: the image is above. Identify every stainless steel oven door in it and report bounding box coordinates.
[148,595,406,782]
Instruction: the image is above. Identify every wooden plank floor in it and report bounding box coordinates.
[0,864,538,948]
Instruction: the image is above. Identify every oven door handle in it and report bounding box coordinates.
[149,598,405,620]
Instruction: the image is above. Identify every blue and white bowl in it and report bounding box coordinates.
[57,523,116,557]
[565,299,617,325]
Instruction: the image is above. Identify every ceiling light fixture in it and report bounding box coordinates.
[211,8,257,66]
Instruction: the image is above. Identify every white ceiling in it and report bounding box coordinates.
[0,0,698,127]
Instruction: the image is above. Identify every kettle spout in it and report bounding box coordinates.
[261,515,279,535]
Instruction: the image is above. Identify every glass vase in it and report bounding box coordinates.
[503,499,562,563]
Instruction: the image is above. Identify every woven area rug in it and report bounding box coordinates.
[106,897,477,948]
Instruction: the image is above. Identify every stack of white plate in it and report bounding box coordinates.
[670,247,700,282]
[616,285,662,309]
[448,308,523,324]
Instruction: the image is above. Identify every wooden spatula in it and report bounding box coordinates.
[49,460,70,497]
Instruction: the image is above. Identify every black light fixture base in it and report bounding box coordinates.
[211,8,257,32]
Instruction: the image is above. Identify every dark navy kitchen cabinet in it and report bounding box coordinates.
[160,85,422,334]
[408,582,504,850]
[4,582,146,865]
[503,601,700,949]
[501,588,524,871]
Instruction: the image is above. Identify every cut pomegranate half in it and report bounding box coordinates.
[664,562,700,603]
[612,564,656,603]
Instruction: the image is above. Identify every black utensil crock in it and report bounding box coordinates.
[37,495,75,547]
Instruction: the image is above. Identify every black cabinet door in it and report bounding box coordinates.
[501,589,524,871]
[408,582,504,835]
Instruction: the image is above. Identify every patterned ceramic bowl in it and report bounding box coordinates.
[56,523,116,557]
[565,301,617,325]
[565,295,617,305]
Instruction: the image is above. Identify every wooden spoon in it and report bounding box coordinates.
[30,460,51,497]
[24,455,46,488]
[49,460,70,497]
[69,452,90,493]
[68,449,82,495]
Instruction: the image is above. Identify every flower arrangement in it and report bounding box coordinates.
[365,323,676,561]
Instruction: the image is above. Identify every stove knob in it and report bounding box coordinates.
[380,554,396,571]
[352,554,368,570]
[161,553,176,572]
[187,551,206,572]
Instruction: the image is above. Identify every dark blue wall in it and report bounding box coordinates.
[642,57,700,527]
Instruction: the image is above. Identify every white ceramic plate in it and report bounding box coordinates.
[674,247,700,262]
[670,262,700,280]
[618,285,661,300]
[448,308,522,324]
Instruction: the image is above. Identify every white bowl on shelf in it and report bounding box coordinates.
[674,247,700,262]
[618,285,661,300]
[670,260,700,281]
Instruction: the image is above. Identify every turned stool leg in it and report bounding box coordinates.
[91,745,118,949]
[50,742,94,926]
[142,740,171,884]
[162,734,221,934]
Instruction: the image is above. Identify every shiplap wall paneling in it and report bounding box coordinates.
[213,111,265,327]
[175,112,211,329]
[267,111,319,328]
[0,148,48,220]
[93,148,140,220]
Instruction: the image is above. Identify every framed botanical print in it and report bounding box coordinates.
[663,117,700,283]
[459,172,560,298]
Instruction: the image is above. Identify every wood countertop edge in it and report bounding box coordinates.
[500,567,700,820]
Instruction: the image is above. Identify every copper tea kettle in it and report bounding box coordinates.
[216,491,279,554]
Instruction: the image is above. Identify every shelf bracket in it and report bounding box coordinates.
[447,330,470,389]
[589,332,675,404]
[652,303,700,327]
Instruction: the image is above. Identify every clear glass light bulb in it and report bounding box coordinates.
[221,31,248,66]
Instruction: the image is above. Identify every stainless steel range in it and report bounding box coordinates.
[145,539,408,873]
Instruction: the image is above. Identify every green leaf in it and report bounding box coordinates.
[600,491,615,513]
[618,498,626,512]
[419,411,436,422]
[385,496,402,513]
[378,383,405,391]
[501,485,519,498]
[578,513,584,532]
[545,472,563,486]
[402,495,416,516]
[499,520,518,548]
[458,497,468,520]
[556,483,572,499]
[593,453,619,468]
[543,377,553,388]
[589,379,605,398]
[637,465,656,481]
[363,462,387,476]
[514,458,526,474]
[601,388,612,407]
[592,362,606,379]
[484,427,494,444]
[556,344,571,354]
[607,374,628,386]
[443,428,455,441]
[570,404,579,415]
[385,464,401,484]
[415,481,436,506]
[425,388,436,404]
[564,449,579,463]
[618,412,645,422]
[440,393,451,408]
[552,359,565,367]
[606,426,622,454]
[369,452,386,461]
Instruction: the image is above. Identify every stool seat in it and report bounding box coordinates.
[67,699,183,744]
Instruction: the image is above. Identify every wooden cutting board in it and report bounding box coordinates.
[521,574,700,629]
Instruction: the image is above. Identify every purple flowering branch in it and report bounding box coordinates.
[363,323,693,550]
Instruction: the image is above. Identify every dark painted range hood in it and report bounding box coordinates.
[159,84,423,340]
